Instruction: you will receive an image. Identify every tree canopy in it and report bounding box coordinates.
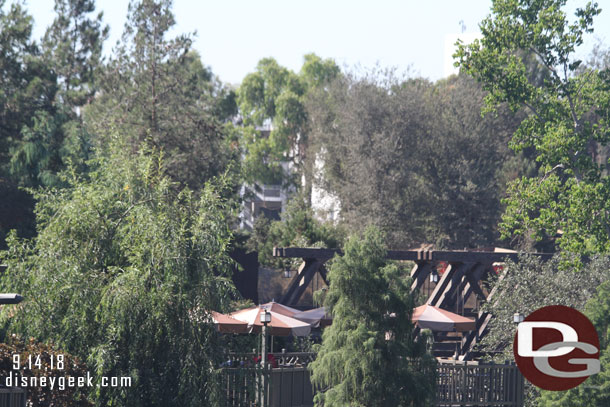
[0,144,237,406]
[306,71,526,249]
[86,0,236,190]
[536,279,610,406]
[456,0,610,256]
[310,227,435,406]
[237,54,340,189]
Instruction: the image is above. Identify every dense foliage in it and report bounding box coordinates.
[0,336,92,407]
[237,54,340,190]
[456,0,610,256]
[310,227,436,406]
[476,254,610,405]
[86,0,237,190]
[4,0,610,405]
[306,71,527,249]
[537,280,610,406]
[246,197,344,268]
[480,254,610,359]
[0,146,237,406]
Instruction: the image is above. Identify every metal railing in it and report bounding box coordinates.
[222,355,524,407]
[436,363,524,406]
[0,388,26,407]
[223,353,315,368]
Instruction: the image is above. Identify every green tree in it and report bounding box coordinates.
[42,0,108,109]
[475,254,610,405]
[306,71,524,249]
[246,196,344,268]
[455,0,610,256]
[0,337,92,406]
[237,54,340,188]
[38,0,109,173]
[0,0,59,246]
[0,143,237,406]
[86,0,235,189]
[5,0,108,188]
[419,74,530,247]
[310,227,435,406]
[479,255,610,361]
[537,279,610,406]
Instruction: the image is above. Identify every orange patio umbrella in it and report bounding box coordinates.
[412,304,476,332]
[211,311,249,334]
[230,302,311,337]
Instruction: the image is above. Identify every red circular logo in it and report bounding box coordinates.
[513,305,600,391]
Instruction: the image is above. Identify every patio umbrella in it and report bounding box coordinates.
[412,304,476,332]
[211,311,249,334]
[293,307,332,328]
[258,301,301,318]
[231,304,312,337]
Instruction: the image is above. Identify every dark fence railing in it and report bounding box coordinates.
[436,363,524,406]
[222,367,269,407]
[0,388,26,407]
[222,355,524,407]
[222,352,315,368]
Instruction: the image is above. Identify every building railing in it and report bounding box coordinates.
[222,352,315,368]
[221,355,524,407]
[436,363,524,406]
[0,387,26,407]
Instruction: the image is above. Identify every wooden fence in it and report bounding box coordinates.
[436,363,524,406]
[222,358,524,407]
[0,388,26,407]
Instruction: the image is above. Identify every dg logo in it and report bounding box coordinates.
[513,305,600,391]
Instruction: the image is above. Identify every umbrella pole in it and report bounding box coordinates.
[261,324,267,367]
[271,336,274,353]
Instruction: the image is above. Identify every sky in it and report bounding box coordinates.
[24,0,610,86]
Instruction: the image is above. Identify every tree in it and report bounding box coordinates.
[309,227,435,406]
[418,74,530,247]
[536,278,610,406]
[455,0,610,256]
[0,0,59,246]
[246,196,344,268]
[4,0,108,188]
[0,143,238,406]
[0,337,92,406]
[306,71,525,249]
[86,0,236,189]
[475,254,610,405]
[37,0,109,173]
[42,0,108,110]
[237,54,340,189]
[479,254,610,361]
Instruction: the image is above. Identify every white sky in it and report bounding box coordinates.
[24,0,610,85]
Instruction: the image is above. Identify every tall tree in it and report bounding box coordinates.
[0,1,58,246]
[0,144,237,406]
[456,0,610,256]
[7,0,108,187]
[37,0,109,173]
[237,54,340,189]
[86,0,235,189]
[310,227,435,406]
[537,278,610,406]
[42,0,108,109]
[420,74,530,247]
[306,71,524,249]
